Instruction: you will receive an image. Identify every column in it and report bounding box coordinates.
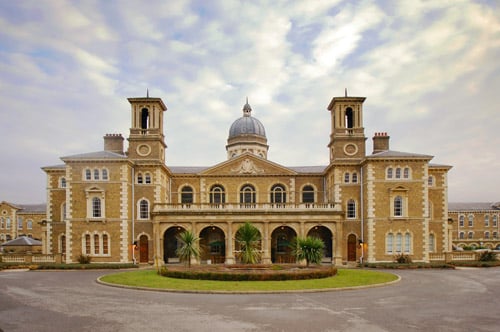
[262,222,271,264]
[225,221,235,264]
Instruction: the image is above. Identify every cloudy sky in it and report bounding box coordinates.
[0,0,499,204]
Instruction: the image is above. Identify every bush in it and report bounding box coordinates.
[394,253,412,264]
[77,255,92,264]
[478,251,498,262]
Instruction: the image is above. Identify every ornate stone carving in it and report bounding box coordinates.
[231,158,264,174]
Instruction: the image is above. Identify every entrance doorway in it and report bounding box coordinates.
[139,235,148,263]
[163,226,186,263]
[347,234,357,261]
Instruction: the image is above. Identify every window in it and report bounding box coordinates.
[485,215,490,227]
[137,173,143,184]
[240,185,256,206]
[27,220,33,229]
[429,234,435,252]
[386,233,394,253]
[468,231,473,239]
[396,233,402,253]
[302,185,315,204]
[270,184,286,204]
[347,200,356,219]
[428,176,434,186]
[181,186,194,204]
[484,231,490,239]
[103,234,109,254]
[60,235,66,254]
[210,185,225,204]
[493,215,498,227]
[403,167,409,179]
[94,234,100,255]
[345,107,354,128]
[92,197,102,218]
[139,199,149,219]
[145,173,151,184]
[459,215,465,227]
[493,232,498,239]
[85,169,91,180]
[459,232,464,239]
[344,172,350,183]
[404,233,411,253]
[6,217,11,229]
[141,108,149,129]
[387,168,393,179]
[94,169,100,180]
[352,172,358,183]
[85,234,91,255]
[395,168,401,179]
[18,217,23,230]
[468,215,474,227]
[102,169,108,180]
[60,177,66,188]
[394,196,403,217]
[0,217,3,229]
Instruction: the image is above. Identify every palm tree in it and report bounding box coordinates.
[235,222,261,264]
[291,236,325,266]
[176,230,201,268]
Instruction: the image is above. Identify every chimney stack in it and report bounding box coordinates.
[103,134,124,155]
[372,132,390,154]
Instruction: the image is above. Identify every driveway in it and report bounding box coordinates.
[0,267,499,331]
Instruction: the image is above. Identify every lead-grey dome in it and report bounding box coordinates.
[228,100,266,139]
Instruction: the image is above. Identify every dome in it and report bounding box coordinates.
[228,100,266,139]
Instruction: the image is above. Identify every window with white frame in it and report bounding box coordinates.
[137,173,143,184]
[459,231,464,239]
[145,173,152,184]
[6,217,11,229]
[428,176,434,186]
[493,231,498,239]
[404,233,411,253]
[86,188,105,219]
[386,233,394,253]
[352,172,358,183]
[403,167,410,179]
[493,215,498,227]
[395,168,401,179]
[395,233,402,253]
[85,169,91,180]
[82,232,110,256]
[270,184,286,204]
[344,172,350,183]
[387,167,393,179]
[94,169,100,180]
[429,233,435,252]
[0,217,3,229]
[139,199,149,219]
[18,217,23,229]
[92,198,101,218]
[347,199,356,219]
[60,177,66,188]
[27,220,33,229]
[484,231,490,239]
[102,169,108,180]
[468,231,473,239]
[468,215,474,227]
[61,202,66,221]
[485,215,490,227]
[459,215,465,227]
[394,196,403,217]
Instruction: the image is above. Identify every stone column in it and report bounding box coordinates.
[262,222,271,264]
[225,222,235,264]
[334,222,343,265]
[153,222,161,270]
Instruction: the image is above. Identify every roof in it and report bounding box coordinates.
[17,204,46,213]
[1,236,42,246]
[168,166,210,174]
[366,150,433,159]
[61,150,127,160]
[448,202,500,211]
[288,166,327,173]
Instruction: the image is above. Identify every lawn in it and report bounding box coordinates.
[99,268,399,293]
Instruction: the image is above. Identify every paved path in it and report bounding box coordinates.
[0,267,499,331]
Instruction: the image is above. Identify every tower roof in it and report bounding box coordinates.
[228,100,266,139]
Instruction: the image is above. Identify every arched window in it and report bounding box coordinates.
[85,169,91,180]
[459,215,465,227]
[139,199,149,219]
[387,168,393,179]
[61,203,66,221]
[60,235,66,254]
[403,167,410,179]
[210,185,225,204]
[102,169,108,180]
[94,234,100,255]
[240,185,256,205]
[404,233,411,253]
[386,233,394,253]
[302,185,315,203]
[468,231,473,239]
[181,186,193,204]
[18,217,23,230]
[94,169,100,180]
[394,196,403,217]
[60,177,66,188]
[141,108,149,129]
[484,231,490,239]
[92,197,101,218]
[485,215,490,227]
[395,168,401,179]
[347,199,356,219]
[27,220,33,229]
[493,232,498,239]
[468,215,474,227]
[344,172,350,183]
[137,173,143,184]
[345,107,354,128]
[270,184,286,204]
[429,234,435,252]
[85,234,91,255]
[493,215,498,227]
[396,233,402,253]
[145,173,151,184]
[103,234,109,254]
[352,172,358,183]
[6,217,11,229]
[459,232,464,239]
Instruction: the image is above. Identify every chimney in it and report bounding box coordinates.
[103,134,124,154]
[372,132,390,154]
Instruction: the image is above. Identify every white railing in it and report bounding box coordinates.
[32,255,56,263]
[154,202,338,213]
[1,255,25,263]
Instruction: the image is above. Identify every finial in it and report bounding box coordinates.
[147,89,149,98]
[345,88,348,97]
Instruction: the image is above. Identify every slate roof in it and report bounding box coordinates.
[17,204,46,213]
[448,202,500,211]
[61,150,127,160]
[288,166,327,173]
[1,236,42,246]
[367,150,433,159]
[168,165,327,174]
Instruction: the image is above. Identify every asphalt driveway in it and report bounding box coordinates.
[0,267,499,331]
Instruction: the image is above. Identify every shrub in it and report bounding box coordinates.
[394,253,412,264]
[478,251,498,262]
[77,255,92,264]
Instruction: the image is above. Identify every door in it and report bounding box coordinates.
[347,234,357,261]
[139,235,149,263]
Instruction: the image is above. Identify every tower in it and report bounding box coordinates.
[326,94,366,162]
[127,96,167,162]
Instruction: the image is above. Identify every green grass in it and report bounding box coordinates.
[99,268,398,292]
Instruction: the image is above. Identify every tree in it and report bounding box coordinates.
[176,230,201,268]
[291,236,325,266]
[236,222,262,264]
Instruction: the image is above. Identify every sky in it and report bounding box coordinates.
[0,0,499,204]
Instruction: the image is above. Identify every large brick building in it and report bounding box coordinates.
[3,93,461,264]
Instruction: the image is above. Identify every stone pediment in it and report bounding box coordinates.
[200,154,297,176]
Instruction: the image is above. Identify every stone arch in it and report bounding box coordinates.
[163,226,186,263]
[307,225,333,262]
[199,226,225,264]
[270,225,297,263]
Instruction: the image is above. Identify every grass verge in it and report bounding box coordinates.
[99,268,399,293]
